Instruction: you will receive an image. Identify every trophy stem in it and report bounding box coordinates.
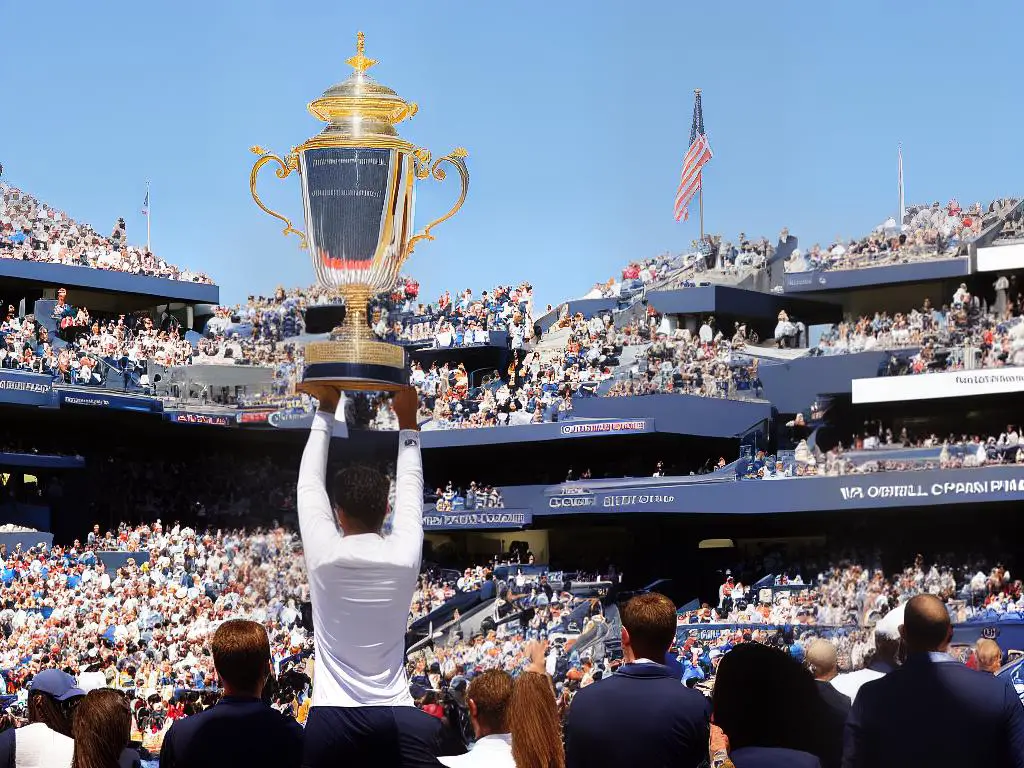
[335,285,375,341]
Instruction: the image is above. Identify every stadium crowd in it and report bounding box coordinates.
[605,314,763,399]
[785,198,1019,274]
[0,184,212,284]
[816,280,1024,375]
[0,502,1019,765]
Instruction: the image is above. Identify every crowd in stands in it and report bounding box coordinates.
[431,482,505,512]
[816,280,1024,371]
[0,507,1019,766]
[606,314,763,400]
[1,288,193,385]
[0,183,213,284]
[794,423,1024,477]
[413,343,587,429]
[787,198,1020,274]
[582,233,775,302]
[0,522,309,755]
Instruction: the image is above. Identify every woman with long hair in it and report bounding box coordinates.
[71,689,139,768]
[509,671,564,768]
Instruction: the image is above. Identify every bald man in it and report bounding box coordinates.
[976,639,1002,674]
[806,640,850,768]
[843,594,1024,768]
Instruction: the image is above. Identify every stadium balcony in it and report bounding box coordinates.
[0,182,218,304]
[781,198,1017,294]
[974,198,1024,273]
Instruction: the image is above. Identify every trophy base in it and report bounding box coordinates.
[299,339,407,394]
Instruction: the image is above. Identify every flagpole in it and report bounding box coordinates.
[897,145,904,232]
[146,181,151,253]
[699,181,704,242]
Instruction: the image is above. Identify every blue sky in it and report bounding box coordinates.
[1,1,1020,309]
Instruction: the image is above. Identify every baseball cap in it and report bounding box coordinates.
[29,669,84,701]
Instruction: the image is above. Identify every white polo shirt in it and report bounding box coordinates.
[297,410,424,708]
[439,733,515,768]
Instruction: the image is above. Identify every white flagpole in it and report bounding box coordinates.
[146,181,152,253]
[897,144,904,232]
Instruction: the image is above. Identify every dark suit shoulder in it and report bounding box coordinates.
[573,668,709,713]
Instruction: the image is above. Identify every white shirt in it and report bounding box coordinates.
[831,667,885,703]
[298,410,424,708]
[438,733,515,768]
[13,723,74,768]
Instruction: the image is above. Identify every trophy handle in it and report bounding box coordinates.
[249,146,308,249]
[407,148,469,256]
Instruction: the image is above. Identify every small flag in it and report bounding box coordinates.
[141,187,149,217]
[674,133,712,222]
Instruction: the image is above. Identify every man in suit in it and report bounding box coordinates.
[843,594,1024,768]
[564,593,710,768]
[160,620,303,768]
[805,640,849,768]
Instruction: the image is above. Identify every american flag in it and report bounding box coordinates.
[141,187,149,217]
[674,133,712,222]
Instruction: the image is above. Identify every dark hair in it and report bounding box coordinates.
[713,643,828,758]
[210,619,270,693]
[331,465,390,533]
[28,690,74,737]
[71,689,130,768]
[468,669,513,734]
[621,593,676,660]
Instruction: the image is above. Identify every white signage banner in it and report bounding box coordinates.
[852,368,1024,403]
[977,243,1024,273]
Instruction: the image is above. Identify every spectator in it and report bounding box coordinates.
[0,669,81,768]
[805,640,850,768]
[298,387,451,768]
[830,605,902,703]
[509,668,564,768]
[712,643,826,768]
[439,669,514,768]
[158,619,303,768]
[71,688,140,768]
[564,593,710,768]
[975,638,1002,674]
[843,594,1024,768]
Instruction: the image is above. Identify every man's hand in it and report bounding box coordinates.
[394,386,420,431]
[304,385,340,415]
[710,724,731,767]
[524,639,548,675]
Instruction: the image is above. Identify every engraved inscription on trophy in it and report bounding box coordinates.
[302,148,392,266]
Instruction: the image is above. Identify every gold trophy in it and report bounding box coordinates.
[250,31,469,392]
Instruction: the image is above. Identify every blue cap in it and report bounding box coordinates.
[28,670,84,702]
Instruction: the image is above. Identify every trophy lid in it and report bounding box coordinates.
[306,32,418,141]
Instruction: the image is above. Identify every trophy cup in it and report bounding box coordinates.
[250,31,469,393]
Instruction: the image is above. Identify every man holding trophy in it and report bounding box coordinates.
[250,32,469,768]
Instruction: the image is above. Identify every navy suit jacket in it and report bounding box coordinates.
[843,653,1024,768]
[564,662,710,768]
[159,696,303,768]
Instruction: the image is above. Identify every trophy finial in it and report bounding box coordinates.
[347,31,378,74]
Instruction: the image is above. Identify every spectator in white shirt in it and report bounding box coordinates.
[439,670,515,768]
[298,386,453,768]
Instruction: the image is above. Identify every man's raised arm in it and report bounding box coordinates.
[297,388,343,570]
[387,387,423,569]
